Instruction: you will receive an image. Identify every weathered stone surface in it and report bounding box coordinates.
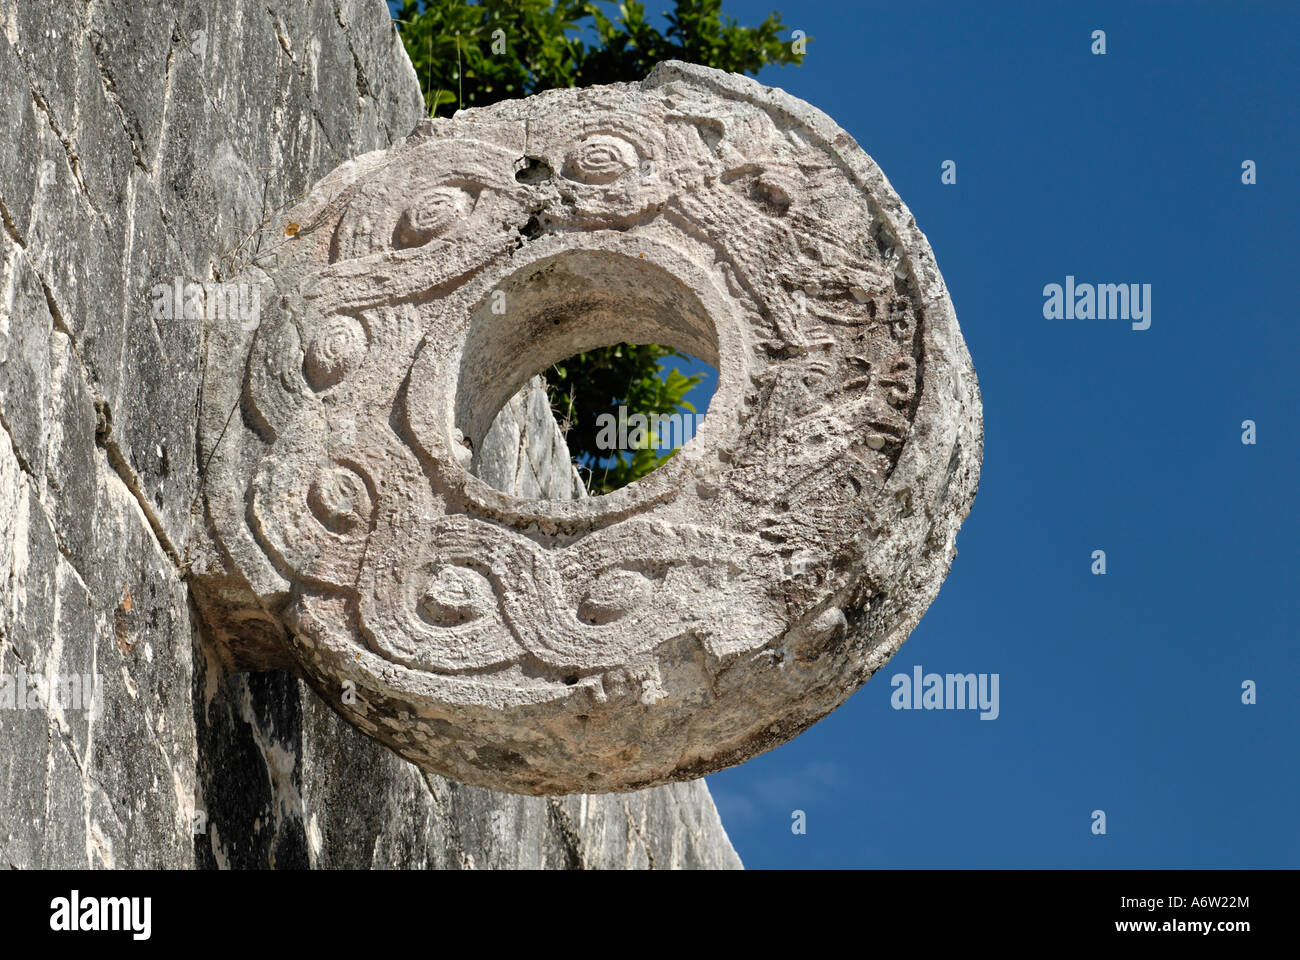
[475,375,586,500]
[194,367,737,868]
[195,62,983,795]
[197,666,739,869]
[2,0,738,868]
[1,0,427,868]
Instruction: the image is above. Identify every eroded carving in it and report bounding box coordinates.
[193,62,982,795]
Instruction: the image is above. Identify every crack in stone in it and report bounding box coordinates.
[625,801,656,869]
[0,192,25,248]
[22,77,111,233]
[0,405,37,482]
[546,798,587,870]
[151,26,178,184]
[86,32,152,176]
[265,7,298,64]
[330,0,395,141]
[93,401,182,569]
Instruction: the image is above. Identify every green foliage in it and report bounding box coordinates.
[392,1,805,492]
[393,0,805,115]
[549,345,703,494]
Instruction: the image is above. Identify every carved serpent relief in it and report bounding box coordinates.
[193,62,982,795]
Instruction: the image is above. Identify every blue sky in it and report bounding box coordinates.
[693,0,1299,868]
[390,1,1298,867]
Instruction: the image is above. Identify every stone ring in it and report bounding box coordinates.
[193,62,982,795]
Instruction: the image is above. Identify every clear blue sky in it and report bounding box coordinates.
[391,1,1298,867]
[696,0,1299,868]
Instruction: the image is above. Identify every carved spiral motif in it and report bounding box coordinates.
[576,568,654,625]
[563,133,638,184]
[303,315,367,391]
[307,465,372,534]
[419,565,495,626]
[393,185,472,248]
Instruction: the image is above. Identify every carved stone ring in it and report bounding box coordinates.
[192,63,982,794]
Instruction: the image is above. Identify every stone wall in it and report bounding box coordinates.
[475,375,588,502]
[0,0,738,869]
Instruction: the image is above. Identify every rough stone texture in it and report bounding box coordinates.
[195,62,983,795]
[202,664,739,869]
[195,407,737,868]
[475,375,587,501]
[1,0,738,868]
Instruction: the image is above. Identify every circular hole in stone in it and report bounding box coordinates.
[455,249,719,499]
[547,343,716,496]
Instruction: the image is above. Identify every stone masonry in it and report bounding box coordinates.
[0,0,738,868]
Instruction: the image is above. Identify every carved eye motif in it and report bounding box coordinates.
[303,314,367,391]
[419,565,495,627]
[392,185,472,249]
[562,134,637,184]
[307,465,373,534]
[577,568,653,625]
